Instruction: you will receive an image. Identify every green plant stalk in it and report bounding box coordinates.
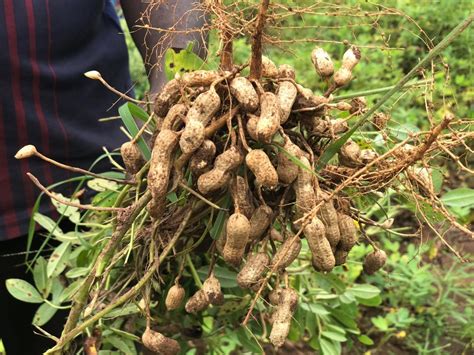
[317,13,474,170]
[186,253,204,288]
[332,79,433,101]
[46,204,194,354]
[58,191,151,349]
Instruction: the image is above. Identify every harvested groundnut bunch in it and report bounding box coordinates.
[311,47,334,79]
[304,216,335,272]
[222,212,251,267]
[230,76,259,112]
[180,86,221,154]
[278,64,296,80]
[161,103,187,131]
[256,92,281,143]
[165,283,185,311]
[246,113,259,141]
[294,156,317,221]
[189,139,216,177]
[230,175,255,219]
[185,289,210,314]
[341,46,361,71]
[277,136,305,185]
[197,146,243,195]
[148,129,178,200]
[269,288,298,347]
[154,78,181,117]
[142,328,180,355]
[248,205,273,241]
[339,139,362,167]
[337,213,358,252]
[246,149,278,189]
[237,252,270,289]
[202,273,224,305]
[271,236,302,271]
[363,249,387,275]
[262,56,279,78]
[316,190,341,249]
[277,80,298,124]
[120,141,144,175]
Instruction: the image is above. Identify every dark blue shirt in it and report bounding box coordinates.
[0,0,131,239]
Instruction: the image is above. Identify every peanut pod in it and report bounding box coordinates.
[237,252,270,289]
[246,149,278,189]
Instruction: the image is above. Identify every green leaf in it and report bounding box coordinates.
[236,327,263,354]
[389,123,420,140]
[33,256,50,297]
[58,280,83,303]
[164,42,208,80]
[339,291,356,304]
[47,242,71,278]
[65,267,90,279]
[320,338,340,355]
[357,295,382,307]
[197,265,238,288]
[300,302,330,315]
[33,303,58,326]
[441,188,474,208]
[347,284,381,299]
[50,193,80,224]
[106,335,137,355]
[87,178,119,192]
[5,279,43,303]
[322,330,347,342]
[358,334,374,346]
[371,316,389,331]
[118,103,151,160]
[105,303,141,319]
[33,213,64,239]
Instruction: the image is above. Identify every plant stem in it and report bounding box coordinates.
[317,13,474,170]
[46,203,194,354]
[332,79,433,101]
[249,0,270,79]
[186,253,203,288]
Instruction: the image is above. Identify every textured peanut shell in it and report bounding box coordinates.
[162,103,187,131]
[230,76,259,112]
[197,147,243,194]
[342,46,361,71]
[272,237,302,271]
[256,92,280,143]
[230,176,254,219]
[277,138,304,185]
[278,64,296,80]
[269,288,298,347]
[237,252,270,288]
[202,274,224,305]
[262,56,279,78]
[147,129,178,199]
[270,228,284,242]
[147,196,166,220]
[311,47,334,79]
[181,70,221,86]
[180,87,221,154]
[337,213,358,251]
[363,250,387,275]
[295,83,330,108]
[268,288,282,305]
[277,81,297,124]
[222,213,251,267]
[334,249,349,266]
[189,139,216,176]
[154,79,181,117]
[142,328,180,355]
[333,67,352,87]
[165,284,185,311]
[248,205,273,241]
[120,141,144,175]
[304,216,335,272]
[246,114,259,141]
[245,149,278,189]
[185,289,210,313]
[339,140,362,168]
[294,156,316,220]
[316,196,341,249]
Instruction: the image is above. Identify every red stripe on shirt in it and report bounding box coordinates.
[45,0,70,169]
[4,0,35,212]
[25,0,54,186]
[0,104,21,238]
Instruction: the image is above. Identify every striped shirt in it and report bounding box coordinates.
[0,0,131,240]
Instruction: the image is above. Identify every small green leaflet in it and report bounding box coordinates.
[6,279,43,303]
[33,256,50,298]
[164,41,208,80]
[47,242,71,278]
[118,103,151,160]
[441,188,474,208]
[197,265,238,288]
[33,303,58,327]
